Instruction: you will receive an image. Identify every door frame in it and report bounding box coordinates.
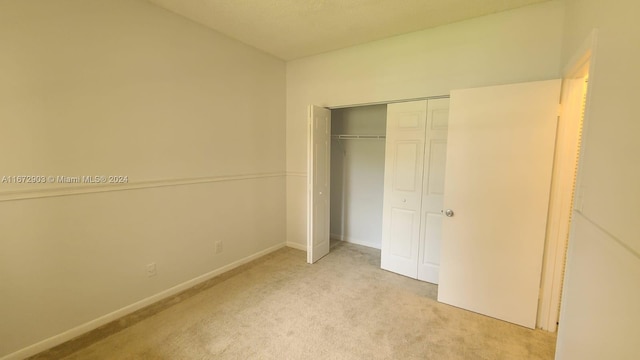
[306,97,449,264]
[537,29,598,331]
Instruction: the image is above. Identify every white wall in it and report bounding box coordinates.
[286,1,565,248]
[555,0,640,359]
[330,105,386,249]
[0,0,286,358]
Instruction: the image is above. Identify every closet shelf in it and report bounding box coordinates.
[331,134,386,140]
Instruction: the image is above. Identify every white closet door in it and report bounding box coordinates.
[438,80,560,329]
[380,100,427,278]
[417,98,450,284]
[307,105,331,263]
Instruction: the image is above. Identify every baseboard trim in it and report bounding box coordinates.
[286,242,306,251]
[330,233,381,250]
[1,242,286,360]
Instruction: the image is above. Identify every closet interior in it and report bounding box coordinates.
[330,104,387,249]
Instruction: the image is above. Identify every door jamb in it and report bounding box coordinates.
[537,29,598,331]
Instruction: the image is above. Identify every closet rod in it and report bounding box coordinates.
[331,134,386,140]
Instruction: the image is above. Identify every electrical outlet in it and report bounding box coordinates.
[214,240,223,254]
[146,262,157,277]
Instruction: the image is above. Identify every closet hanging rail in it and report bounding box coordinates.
[331,134,386,140]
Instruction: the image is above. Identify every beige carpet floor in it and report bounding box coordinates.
[60,241,556,359]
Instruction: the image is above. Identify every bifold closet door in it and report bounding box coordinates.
[417,98,449,284]
[307,105,331,264]
[380,100,427,278]
[381,99,450,283]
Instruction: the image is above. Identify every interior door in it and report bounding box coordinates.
[380,100,427,278]
[307,105,331,263]
[417,98,449,284]
[437,80,560,329]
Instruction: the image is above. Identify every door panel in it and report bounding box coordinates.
[393,142,421,191]
[437,80,560,328]
[418,98,450,284]
[307,105,331,263]
[389,208,416,258]
[381,101,427,278]
[422,213,442,264]
[425,141,447,194]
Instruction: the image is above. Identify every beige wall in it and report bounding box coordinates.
[556,0,640,359]
[285,1,565,248]
[0,0,286,358]
[6,0,637,358]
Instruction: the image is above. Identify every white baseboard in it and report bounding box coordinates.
[330,233,381,250]
[286,241,306,251]
[0,242,286,360]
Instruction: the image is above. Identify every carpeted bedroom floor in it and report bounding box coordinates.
[54,240,556,359]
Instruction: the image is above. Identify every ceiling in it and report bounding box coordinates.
[147,0,550,60]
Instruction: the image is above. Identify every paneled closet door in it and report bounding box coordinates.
[307,105,331,264]
[380,100,428,278]
[417,98,450,284]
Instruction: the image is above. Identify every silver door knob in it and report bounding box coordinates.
[444,209,454,217]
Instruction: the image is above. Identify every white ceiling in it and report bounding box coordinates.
[148,0,550,60]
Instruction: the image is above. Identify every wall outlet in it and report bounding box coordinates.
[146,262,157,277]
[214,240,223,254]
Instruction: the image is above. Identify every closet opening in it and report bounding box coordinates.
[310,98,450,286]
[329,104,387,252]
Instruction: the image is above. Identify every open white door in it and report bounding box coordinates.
[307,105,331,264]
[438,80,560,329]
[381,100,428,278]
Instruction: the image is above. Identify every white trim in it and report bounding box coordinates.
[0,172,285,203]
[569,29,599,215]
[537,28,599,332]
[0,242,286,360]
[286,242,307,251]
[286,171,307,177]
[328,95,450,110]
[562,29,598,77]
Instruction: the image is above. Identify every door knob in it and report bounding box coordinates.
[444,209,454,217]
